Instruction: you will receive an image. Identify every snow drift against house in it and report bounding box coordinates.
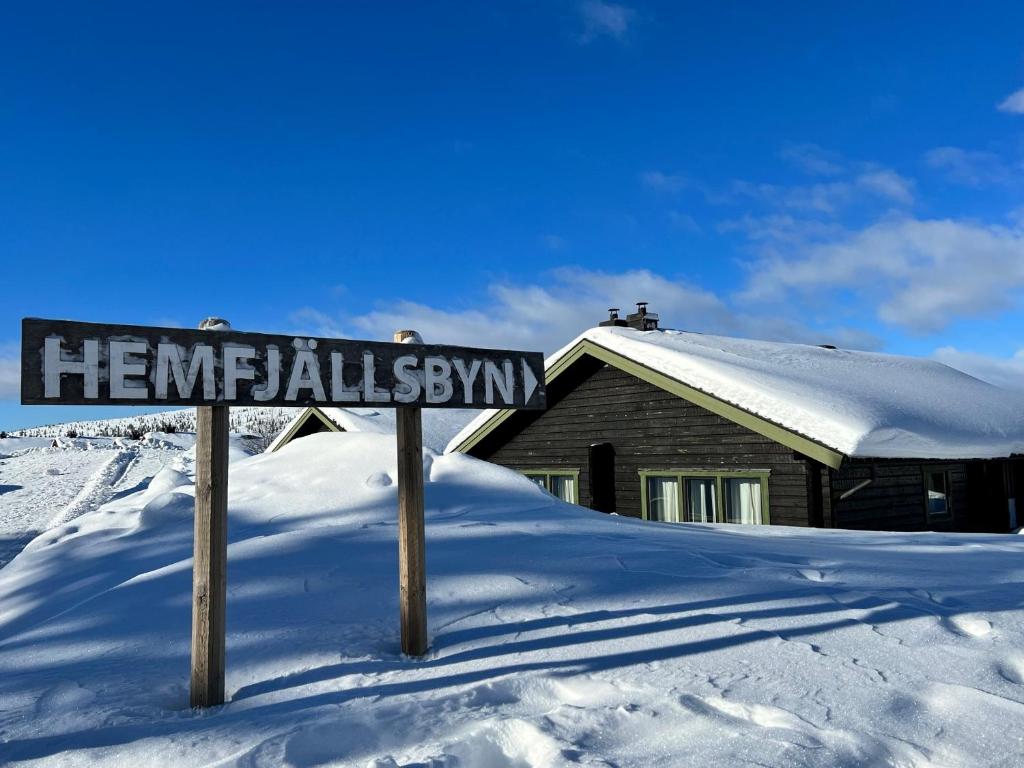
[449,327,1024,460]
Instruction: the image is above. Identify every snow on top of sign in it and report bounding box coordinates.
[448,326,1024,460]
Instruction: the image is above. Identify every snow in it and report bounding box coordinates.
[11,407,300,450]
[269,406,477,454]
[448,326,1024,460]
[2,431,1024,766]
[0,431,259,571]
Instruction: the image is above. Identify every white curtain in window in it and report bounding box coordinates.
[647,477,680,522]
[550,475,576,504]
[724,478,762,524]
[527,475,547,491]
[685,478,716,522]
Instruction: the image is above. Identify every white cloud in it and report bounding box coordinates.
[726,179,853,213]
[854,169,914,205]
[288,308,349,339]
[641,170,687,193]
[997,87,1024,114]
[578,0,635,43]
[933,347,1024,392]
[779,143,845,176]
[739,217,1024,333]
[293,268,881,357]
[924,146,1014,187]
[667,211,701,233]
[709,167,912,214]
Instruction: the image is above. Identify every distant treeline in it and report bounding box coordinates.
[11,407,297,450]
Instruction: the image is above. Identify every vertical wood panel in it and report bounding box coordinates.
[190,403,229,707]
[395,330,428,656]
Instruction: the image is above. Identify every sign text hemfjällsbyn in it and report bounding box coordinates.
[21,318,546,410]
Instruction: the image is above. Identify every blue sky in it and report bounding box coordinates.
[3,1,1024,429]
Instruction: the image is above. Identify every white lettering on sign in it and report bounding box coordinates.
[253,345,280,401]
[425,356,453,404]
[286,339,326,401]
[110,340,149,399]
[44,337,100,398]
[362,351,390,403]
[155,343,215,399]
[27,321,544,408]
[521,358,539,403]
[223,345,256,400]
[452,358,481,405]
[330,352,360,402]
[393,355,421,404]
[484,360,515,405]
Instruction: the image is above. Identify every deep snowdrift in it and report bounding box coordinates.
[1,433,1023,766]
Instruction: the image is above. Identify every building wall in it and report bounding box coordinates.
[471,360,815,526]
[830,457,1023,533]
[467,355,1018,533]
[829,459,970,531]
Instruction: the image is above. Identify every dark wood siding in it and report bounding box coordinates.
[830,459,969,531]
[290,414,339,442]
[470,359,814,526]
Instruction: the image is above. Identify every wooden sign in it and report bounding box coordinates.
[20,316,549,707]
[21,318,546,410]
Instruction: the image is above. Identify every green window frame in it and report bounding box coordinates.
[523,469,580,505]
[639,469,771,525]
[923,466,953,523]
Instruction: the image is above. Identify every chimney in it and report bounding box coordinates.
[625,301,659,331]
[599,307,628,327]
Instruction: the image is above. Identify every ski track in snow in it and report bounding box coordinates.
[47,449,139,529]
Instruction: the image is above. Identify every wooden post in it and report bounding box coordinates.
[190,317,231,708]
[394,329,428,656]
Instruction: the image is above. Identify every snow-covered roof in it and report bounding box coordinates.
[268,406,476,455]
[447,326,1024,461]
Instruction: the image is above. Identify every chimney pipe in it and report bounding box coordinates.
[599,307,628,327]
[625,301,659,331]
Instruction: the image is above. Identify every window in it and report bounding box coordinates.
[647,476,680,522]
[924,468,952,522]
[524,471,579,504]
[685,478,717,523]
[640,470,769,525]
[723,477,763,525]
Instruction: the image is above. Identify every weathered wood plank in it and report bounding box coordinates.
[190,403,229,708]
[21,317,545,410]
[394,330,428,657]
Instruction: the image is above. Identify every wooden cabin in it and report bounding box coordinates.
[447,307,1024,533]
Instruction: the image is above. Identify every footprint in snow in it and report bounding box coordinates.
[35,681,95,715]
[364,471,393,488]
[796,568,828,582]
[942,614,992,638]
[995,655,1024,685]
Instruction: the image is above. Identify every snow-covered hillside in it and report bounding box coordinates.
[0,432,258,564]
[1,432,1022,766]
[10,407,296,449]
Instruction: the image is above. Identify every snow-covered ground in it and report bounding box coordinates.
[1,432,1022,766]
[0,432,256,570]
